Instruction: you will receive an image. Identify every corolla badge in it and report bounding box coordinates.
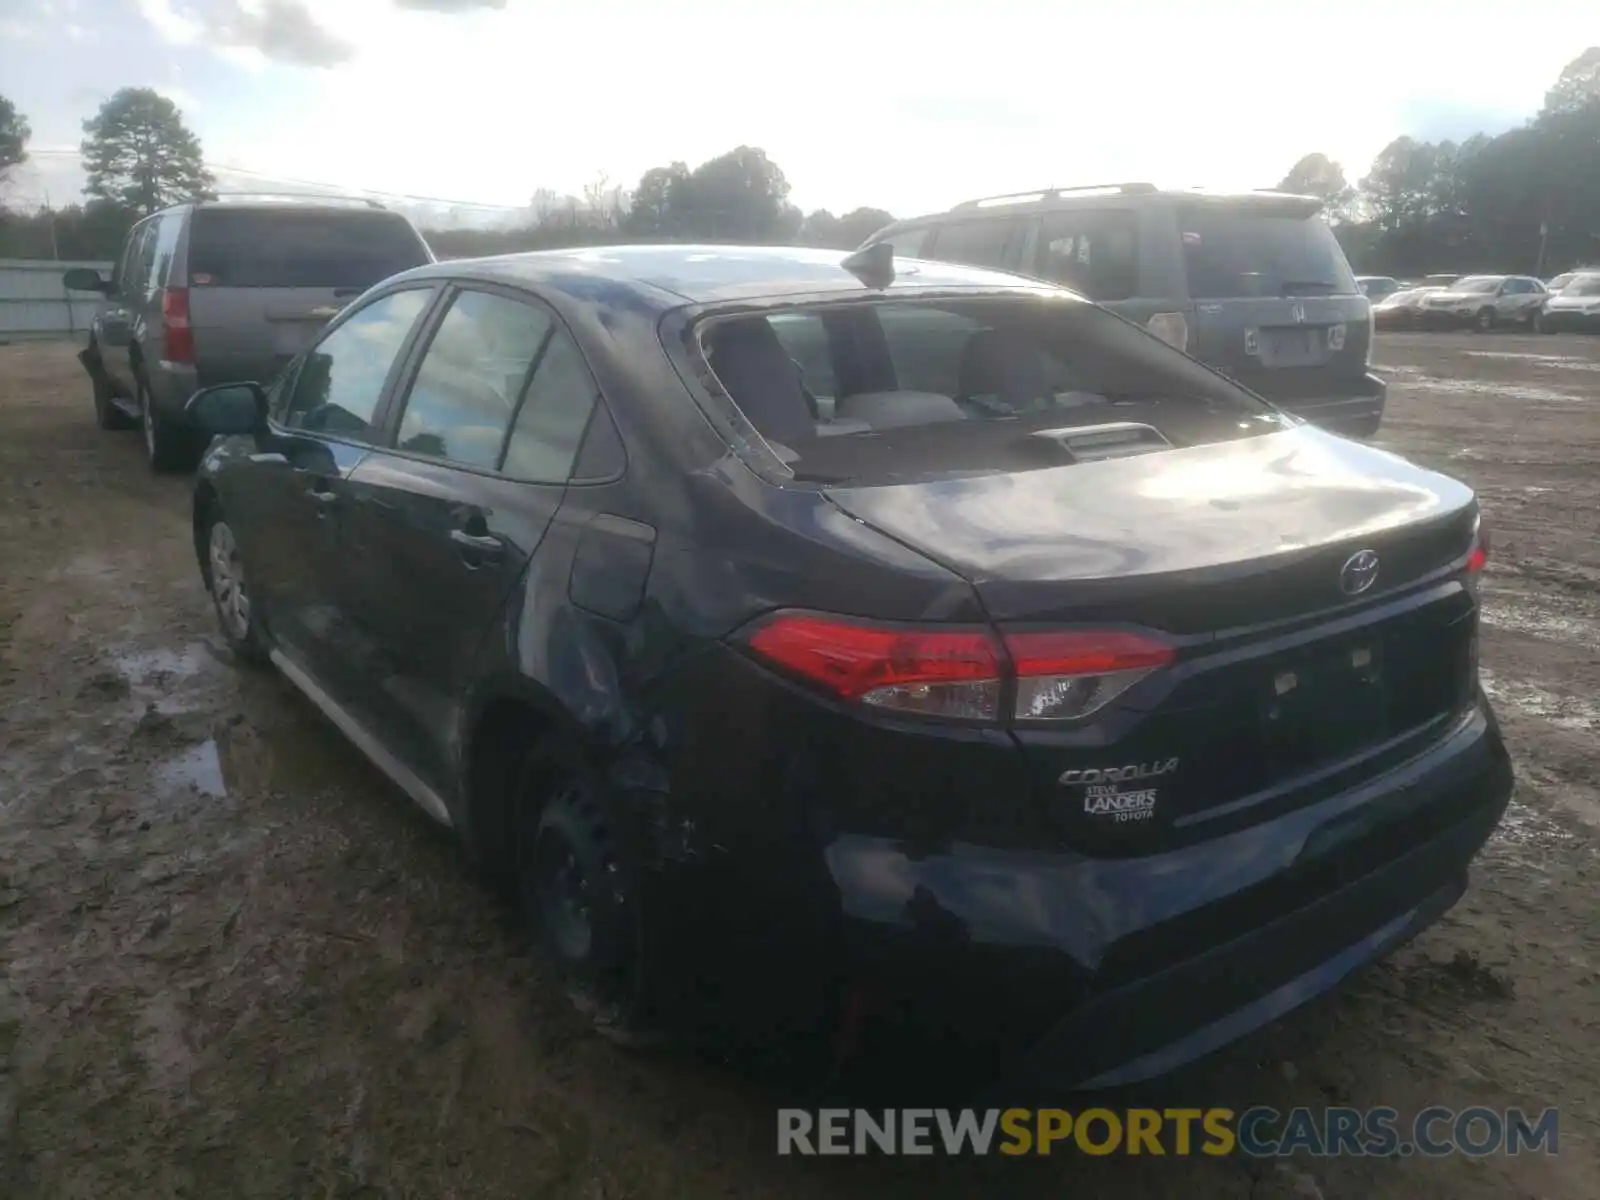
[1339,549,1380,596]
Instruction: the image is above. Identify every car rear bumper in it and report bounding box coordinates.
[819,698,1510,1093]
[1270,371,1387,438]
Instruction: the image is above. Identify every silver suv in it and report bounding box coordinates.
[860,184,1386,437]
[65,195,434,471]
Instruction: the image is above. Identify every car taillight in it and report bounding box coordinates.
[739,612,1174,723]
[162,287,194,365]
[1467,517,1489,575]
[1007,629,1176,721]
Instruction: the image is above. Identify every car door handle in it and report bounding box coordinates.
[449,528,504,562]
[306,479,338,514]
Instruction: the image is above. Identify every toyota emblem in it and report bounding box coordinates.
[1339,549,1380,597]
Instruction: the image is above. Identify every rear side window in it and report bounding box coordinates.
[396,290,553,469]
[768,313,837,402]
[187,209,431,289]
[1036,210,1138,301]
[928,218,1029,272]
[1178,205,1357,298]
[150,212,184,289]
[874,227,932,257]
[502,329,601,482]
[281,288,431,439]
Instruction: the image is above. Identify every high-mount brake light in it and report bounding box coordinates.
[740,613,1175,723]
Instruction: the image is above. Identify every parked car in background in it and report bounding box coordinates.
[1373,286,1445,330]
[181,244,1507,1094]
[1419,273,1462,289]
[64,194,435,472]
[859,184,1387,437]
[1357,275,1402,302]
[1418,275,1547,330]
[1536,272,1600,332]
[1546,271,1578,294]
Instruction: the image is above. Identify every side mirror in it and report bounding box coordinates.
[63,267,110,294]
[185,382,268,436]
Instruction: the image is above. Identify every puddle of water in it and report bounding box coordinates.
[1462,351,1600,370]
[1488,797,1577,867]
[113,643,212,685]
[1480,588,1600,653]
[154,739,227,798]
[1479,668,1600,731]
[1397,378,1582,404]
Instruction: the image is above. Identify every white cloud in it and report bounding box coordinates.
[135,0,1600,215]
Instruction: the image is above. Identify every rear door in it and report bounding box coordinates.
[184,206,434,386]
[1177,200,1370,406]
[339,286,601,793]
[98,219,155,394]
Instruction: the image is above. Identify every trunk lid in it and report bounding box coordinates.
[824,427,1481,852]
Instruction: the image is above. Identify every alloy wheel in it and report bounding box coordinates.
[208,519,251,641]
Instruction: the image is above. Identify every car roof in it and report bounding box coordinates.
[873,187,1324,238]
[389,244,1058,313]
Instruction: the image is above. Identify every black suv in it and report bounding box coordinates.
[183,245,1508,1092]
[863,184,1386,437]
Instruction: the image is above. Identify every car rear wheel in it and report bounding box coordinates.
[138,374,202,473]
[202,508,268,663]
[516,743,662,1049]
[1474,307,1496,332]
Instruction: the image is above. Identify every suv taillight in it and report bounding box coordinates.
[162,287,194,365]
[740,612,1175,723]
[1467,517,1489,575]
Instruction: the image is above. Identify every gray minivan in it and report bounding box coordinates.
[65,195,435,470]
[861,184,1386,437]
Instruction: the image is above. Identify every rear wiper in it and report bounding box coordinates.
[1280,279,1341,294]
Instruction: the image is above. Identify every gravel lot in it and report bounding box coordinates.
[2,333,1598,1198]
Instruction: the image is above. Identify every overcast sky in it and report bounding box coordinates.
[2,0,1596,218]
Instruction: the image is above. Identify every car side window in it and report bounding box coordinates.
[877,227,931,258]
[115,222,151,298]
[1037,210,1138,301]
[281,288,432,440]
[150,212,185,289]
[394,289,554,469]
[501,326,601,483]
[928,218,1029,271]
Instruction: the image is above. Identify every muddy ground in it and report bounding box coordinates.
[2,333,1598,1198]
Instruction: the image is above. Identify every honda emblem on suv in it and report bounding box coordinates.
[1339,549,1380,596]
[1290,303,1307,324]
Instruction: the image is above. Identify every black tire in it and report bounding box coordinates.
[199,504,269,664]
[90,347,135,431]
[138,373,202,473]
[1536,313,1554,334]
[1474,307,1496,332]
[516,741,661,1048]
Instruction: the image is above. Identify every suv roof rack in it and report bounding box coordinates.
[204,191,388,210]
[953,183,1159,210]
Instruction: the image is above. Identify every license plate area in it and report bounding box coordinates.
[1260,328,1329,367]
[1259,637,1389,763]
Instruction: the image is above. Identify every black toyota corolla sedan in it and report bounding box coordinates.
[184,244,1510,1093]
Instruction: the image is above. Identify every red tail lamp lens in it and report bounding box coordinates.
[741,613,1174,723]
[162,288,194,364]
[1467,519,1489,574]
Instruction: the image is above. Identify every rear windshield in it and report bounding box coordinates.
[1179,205,1357,299]
[696,296,1278,486]
[187,209,431,289]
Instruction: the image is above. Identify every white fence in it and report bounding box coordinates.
[0,258,112,343]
